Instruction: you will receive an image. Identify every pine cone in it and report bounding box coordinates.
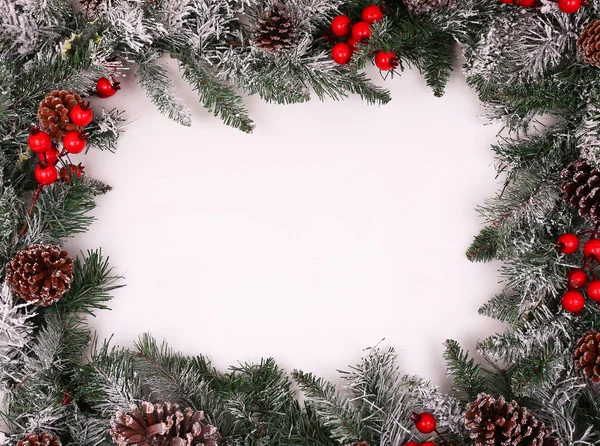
[403,0,455,14]
[37,90,84,141]
[80,0,108,20]
[110,401,219,446]
[252,3,296,52]
[17,432,62,446]
[574,329,600,383]
[5,244,74,306]
[560,159,600,223]
[578,20,600,67]
[464,393,559,446]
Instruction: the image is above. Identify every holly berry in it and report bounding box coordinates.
[562,290,585,313]
[331,15,352,37]
[62,389,72,406]
[500,0,512,3]
[584,238,600,260]
[422,443,437,446]
[27,127,52,153]
[558,0,581,13]
[34,164,58,185]
[375,50,398,71]
[332,43,353,64]
[403,443,420,446]
[62,131,88,154]
[347,37,359,51]
[351,21,371,42]
[557,233,579,255]
[362,5,383,23]
[59,164,85,183]
[38,146,60,165]
[517,0,535,6]
[413,412,436,434]
[586,280,600,302]
[69,102,93,127]
[96,77,120,98]
[567,269,588,289]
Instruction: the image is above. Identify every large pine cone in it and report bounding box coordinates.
[110,401,219,446]
[37,90,84,140]
[464,393,559,446]
[578,19,600,67]
[560,159,600,223]
[17,432,62,446]
[5,244,74,306]
[252,3,296,52]
[574,329,600,383]
[403,0,455,14]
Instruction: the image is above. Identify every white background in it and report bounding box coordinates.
[65,56,506,388]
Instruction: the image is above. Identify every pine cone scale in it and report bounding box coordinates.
[252,3,296,52]
[574,329,600,383]
[38,90,84,140]
[579,20,600,67]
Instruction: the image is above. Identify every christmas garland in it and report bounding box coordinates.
[2,0,600,446]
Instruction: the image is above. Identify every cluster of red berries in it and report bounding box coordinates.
[500,0,583,14]
[329,6,398,71]
[402,412,446,446]
[556,232,600,314]
[28,77,119,187]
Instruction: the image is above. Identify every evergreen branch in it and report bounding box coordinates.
[443,340,484,403]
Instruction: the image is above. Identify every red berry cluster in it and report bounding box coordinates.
[500,0,583,14]
[402,412,447,446]
[329,6,398,71]
[557,232,600,314]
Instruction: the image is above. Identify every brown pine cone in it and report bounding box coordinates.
[252,3,296,52]
[17,432,62,446]
[403,0,455,14]
[5,244,74,306]
[560,159,600,223]
[578,20,600,67]
[37,90,84,140]
[110,401,219,446]
[574,329,600,383]
[464,393,559,446]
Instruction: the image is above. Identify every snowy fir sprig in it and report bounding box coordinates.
[2,0,600,445]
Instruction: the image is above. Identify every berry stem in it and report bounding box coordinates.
[18,184,44,238]
[434,428,450,446]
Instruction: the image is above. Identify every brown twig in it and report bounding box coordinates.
[18,184,44,238]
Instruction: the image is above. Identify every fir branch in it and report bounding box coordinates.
[443,340,484,403]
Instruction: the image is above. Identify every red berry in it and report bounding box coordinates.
[586,280,600,302]
[584,239,600,260]
[331,43,353,64]
[59,164,85,184]
[413,412,436,434]
[375,50,398,70]
[62,389,72,406]
[27,127,52,153]
[69,103,93,127]
[63,131,88,154]
[34,164,58,185]
[558,0,581,13]
[362,5,383,23]
[346,37,359,51]
[500,0,512,3]
[403,443,420,446]
[517,0,535,6]
[96,77,120,98]
[331,15,352,37]
[567,269,588,289]
[557,233,579,254]
[351,21,371,42]
[38,146,60,165]
[562,290,585,313]
[422,443,437,446]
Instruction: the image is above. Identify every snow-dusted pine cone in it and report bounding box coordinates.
[79,0,108,20]
[574,329,600,383]
[17,432,62,446]
[403,0,455,14]
[5,244,74,306]
[561,159,600,223]
[252,3,296,52]
[464,393,559,446]
[110,401,219,446]
[37,90,84,140]
[578,19,600,67]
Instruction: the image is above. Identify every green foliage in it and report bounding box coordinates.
[443,340,484,402]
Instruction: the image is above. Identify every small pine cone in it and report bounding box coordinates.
[578,20,600,67]
[37,90,84,141]
[252,3,296,52]
[110,401,219,446]
[5,244,74,306]
[464,393,559,446]
[574,329,600,383]
[17,432,62,446]
[403,0,455,14]
[560,159,600,223]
